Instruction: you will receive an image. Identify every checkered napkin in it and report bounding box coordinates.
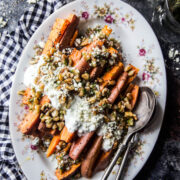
[0,0,74,179]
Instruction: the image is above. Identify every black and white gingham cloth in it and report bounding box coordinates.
[0,1,74,179]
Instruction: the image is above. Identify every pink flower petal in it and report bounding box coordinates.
[82,12,89,20]
[139,48,146,56]
[142,72,150,81]
[105,15,114,24]
[31,145,37,150]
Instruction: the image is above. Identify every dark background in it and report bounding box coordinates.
[0,0,179,179]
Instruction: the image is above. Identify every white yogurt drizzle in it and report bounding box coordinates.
[64,96,104,134]
[98,122,122,151]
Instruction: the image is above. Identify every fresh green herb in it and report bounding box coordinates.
[127,118,134,126]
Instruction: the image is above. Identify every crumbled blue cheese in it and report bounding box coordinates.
[103,138,114,151]
[64,96,104,134]
[72,80,82,91]
[31,137,40,146]
[90,33,96,40]
[109,59,115,65]
[112,53,118,58]
[74,38,81,47]
[98,122,122,151]
[91,45,109,59]
[38,41,45,49]
[43,139,50,148]
[91,32,101,40]
[91,46,102,57]
[62,48,73,55]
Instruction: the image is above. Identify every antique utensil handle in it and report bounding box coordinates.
[101,143,126,180]
[115,135,134,180]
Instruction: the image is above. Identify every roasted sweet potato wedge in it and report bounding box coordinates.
[69,131,95,160]
[42,40,54,56]
[60,126,76,143]
[90,66,103,80]
[126,64,139,85]
[130,84,139,110]
[19,109,40,134]
[94,149,113,173]
[46,126,75,157]
[100,62,124,91]
[21,95,50,135]
[81,136,103,178]
[101,25,112,36]
[59,14,79,48]
[108,71,128,104]
[46,135,61,157]
[70,29,78,46]
[22,88,32,105]
[40,95,50,105]
[55,163,81,180]
[75,40,104,74]
[108,47,118,55]
[69,48,82,66]
[42,18,70,55]
[70,26,111,72]
[123,83,135,96]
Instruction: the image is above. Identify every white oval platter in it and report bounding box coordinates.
[9,0,167,179]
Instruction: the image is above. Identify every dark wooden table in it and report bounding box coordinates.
[0,0,179,179]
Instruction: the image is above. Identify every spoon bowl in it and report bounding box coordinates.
[124,86,156,144]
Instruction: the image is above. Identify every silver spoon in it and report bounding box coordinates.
[101,86,156,180]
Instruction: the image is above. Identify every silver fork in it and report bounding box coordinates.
[115,133,138,180]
